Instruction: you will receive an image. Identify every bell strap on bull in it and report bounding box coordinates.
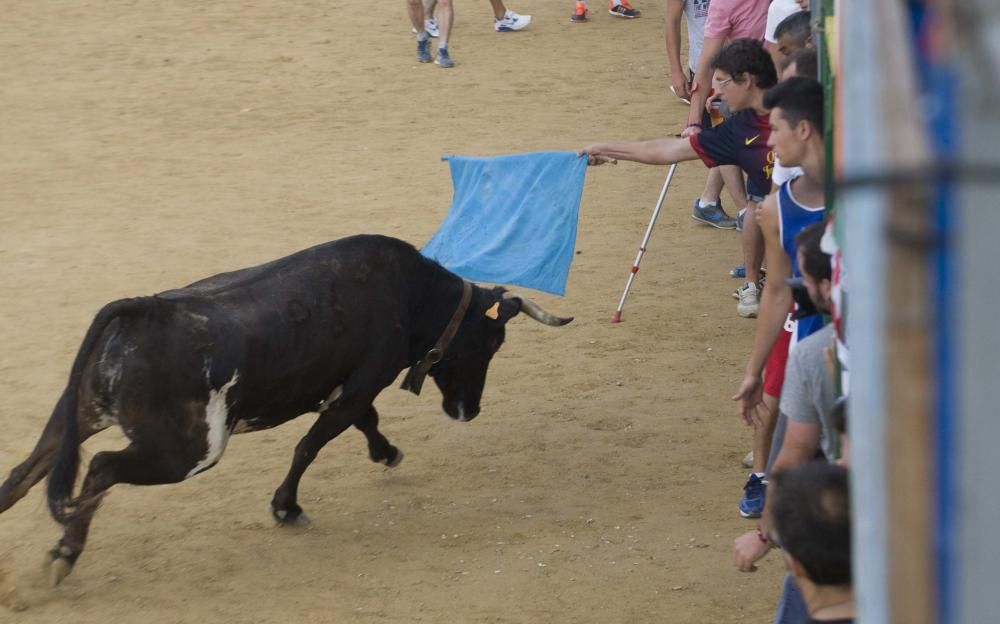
[401,280,473,396]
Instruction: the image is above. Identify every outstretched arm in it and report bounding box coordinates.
[579,136,698,166]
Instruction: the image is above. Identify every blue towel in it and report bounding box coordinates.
[421,151,587,296]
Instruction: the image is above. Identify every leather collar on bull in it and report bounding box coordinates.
[400,280,473,395]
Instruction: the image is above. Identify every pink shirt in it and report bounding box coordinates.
[703,0,770,41]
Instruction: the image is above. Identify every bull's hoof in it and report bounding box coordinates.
[271,505,310,527]
[381,447,404,468]
[45,547,76,588]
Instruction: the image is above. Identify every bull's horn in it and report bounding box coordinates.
[502,292,573,326]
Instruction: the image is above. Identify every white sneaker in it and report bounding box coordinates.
[411,18,440,37]
[494,9,532,31]
[736,282,760,318]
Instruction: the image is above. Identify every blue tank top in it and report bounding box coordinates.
[777,177,826,348]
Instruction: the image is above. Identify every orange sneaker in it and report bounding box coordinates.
[571,1,588,22]
[609,0,640,18]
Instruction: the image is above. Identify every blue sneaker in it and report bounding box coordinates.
[739,473,766,518]
[692,200,737,229]
[435,47,454,68]
[417,38,432,63]
[729,264,746,279]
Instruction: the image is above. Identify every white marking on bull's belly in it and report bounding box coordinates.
[318,385,344,412]
[457,403,467,422]
[187,371,239,478]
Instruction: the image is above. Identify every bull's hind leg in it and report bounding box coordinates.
[47,444,192,586]
[354,406,403,467]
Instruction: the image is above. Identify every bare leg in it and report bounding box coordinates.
[437,0,454,47]
[407,0,426,32]
[698,167,724,204]
[423,0,437,17]
[488,0,506,20]
[720,165,746,209]
[752,393,780,475]
[743,200,764,286]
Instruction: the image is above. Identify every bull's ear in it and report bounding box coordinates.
[493,297,521,324]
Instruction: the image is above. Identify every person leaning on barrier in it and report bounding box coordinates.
[579,38,778,316]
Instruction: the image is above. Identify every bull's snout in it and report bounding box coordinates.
[443,399,480,422]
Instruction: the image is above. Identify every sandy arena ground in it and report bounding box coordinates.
[1,1,783,621]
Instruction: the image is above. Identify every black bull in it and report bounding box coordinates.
[0,235,571,585]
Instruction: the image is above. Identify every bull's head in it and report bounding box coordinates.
[426,287,572,421]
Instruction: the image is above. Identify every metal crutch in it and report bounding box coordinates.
[611,163,678,323]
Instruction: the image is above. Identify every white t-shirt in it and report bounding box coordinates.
[684,0,711,73]
[765,0,802,43]
[771,156,804,187]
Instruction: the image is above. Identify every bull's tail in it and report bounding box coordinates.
[46,298,147,525]
[0,391,70,515]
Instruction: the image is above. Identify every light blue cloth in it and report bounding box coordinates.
[421,151,588,296]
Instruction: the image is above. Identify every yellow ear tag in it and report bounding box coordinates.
[484,302,500,320]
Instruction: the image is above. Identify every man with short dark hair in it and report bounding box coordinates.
[733,220,836,568]
[725,77,826,526]
[681,0,769,233]
[579,39,777,289]
[770,462,855,623]
[732,76,826,438]
[782,47,818,81]
[772,11,812,60]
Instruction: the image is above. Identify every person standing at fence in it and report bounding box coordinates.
[578,39,776,214]
[665,0,710,102]
[732,78,827,527]
[682,0,769,264]
[664,0,750,232]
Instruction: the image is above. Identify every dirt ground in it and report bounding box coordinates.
[0,1,784,622]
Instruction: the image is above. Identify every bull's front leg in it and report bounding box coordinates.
[270,399,374,526]
[354,405,403,468]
